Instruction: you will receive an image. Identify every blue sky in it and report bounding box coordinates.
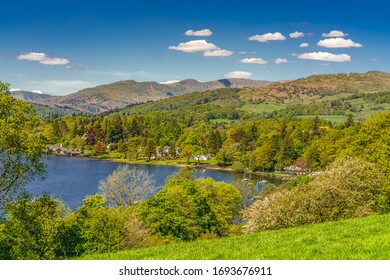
[1,0,389,95]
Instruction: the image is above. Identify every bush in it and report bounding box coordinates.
[243,157,390,233]
[138,176,241,241]
[1,193,68,260]
[75,195,151,255]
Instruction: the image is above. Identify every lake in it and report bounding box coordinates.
[26,156,281,210]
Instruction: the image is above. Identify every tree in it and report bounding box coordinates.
[98,165,155,207]
[195,178,242,235]
[138,177,220,241]
[74,195,151,255]
[0,82,46,201]
[1,193,68,259]
[144,138,155,160]
[207,130,222,154]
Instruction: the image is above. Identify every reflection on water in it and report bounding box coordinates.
[26,156,281,210]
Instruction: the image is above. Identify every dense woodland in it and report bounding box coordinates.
[2,81,390,259]
[40,88,390,174]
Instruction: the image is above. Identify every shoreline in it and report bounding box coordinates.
[48,154,295,180]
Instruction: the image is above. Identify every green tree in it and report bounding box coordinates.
[0,82,46,201]
[207,130,222,154]
[75,195,151,255]
[196,178,242,235]
[1,193,68,259]
[144,138,155,160]
[139,177,220,241]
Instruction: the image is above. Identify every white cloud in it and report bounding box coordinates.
[224,71,253,79]
[274,58,289,64]
[240,58,268,64]
[17,52,47,61]
[29,80,95,95]
[317,38,362,48]
[249,32,286,43]
[168,40,218,53]
[160,80,181,84]
[32,90,43,94]
[369,58,379,62]
[184,29,212,36]
[238,51,257,55]
[17,52,70,66]
[299,43,309,48]
[10,88,22,92]
[322,30,348,37]
[204,49,234,57]
[65,64,84,69]
[289,31,305,39]
[39,57,70,65]
[298,52,351,62]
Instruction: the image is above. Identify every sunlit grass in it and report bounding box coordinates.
[82,214,390,260]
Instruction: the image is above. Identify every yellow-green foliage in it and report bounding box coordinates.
[243,157,390,233]
[138,177,241,241]
[74,195,151,255]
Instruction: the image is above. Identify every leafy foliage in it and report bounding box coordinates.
[243,157,390,233]
[138,175,241,241]
[1,193,68,259]
[0,82,46,201]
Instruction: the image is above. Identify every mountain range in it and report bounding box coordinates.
[10,71,390,115]
[11,78,271,114]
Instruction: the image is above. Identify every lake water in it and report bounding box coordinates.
[26,156,281,210]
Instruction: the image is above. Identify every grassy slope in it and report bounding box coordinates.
[82,213,390,260]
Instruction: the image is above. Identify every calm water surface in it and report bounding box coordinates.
[26,156,281,210]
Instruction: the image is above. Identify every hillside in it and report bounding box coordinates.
[12,71,390,117]
[10,90,52,103]
[82,213,390,260]
[37,78,271,114]
[240,71,390,103]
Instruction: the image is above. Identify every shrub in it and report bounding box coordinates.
[1,193,68,260]
[243,157,390,233]
[138,176,241,241]
[75,195,151,255]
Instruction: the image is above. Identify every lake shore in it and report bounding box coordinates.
[94,156,294,180]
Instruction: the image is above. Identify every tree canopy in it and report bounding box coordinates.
[0,82,46,201]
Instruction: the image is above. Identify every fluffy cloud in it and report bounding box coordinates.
[322,30,348,37]
[204,49,233,57]
[168,40,218,53]
[274,58,288,64]
[299,43,309,48]
[240,58,268,64]
[169,40,232,57]
[298,52,351,62]
[17,52,70,65]
[28,79,95,95]
[39,57,70,65]
[224,71,253,79]
[249,32,286,43]
[238,51,257,55]
[160,80,181,84]
[317,38,362,48]
[17,52,47,61]
[289,31,304,39]
[184,29,212,36]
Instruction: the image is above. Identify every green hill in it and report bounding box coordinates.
[82,213,390,260]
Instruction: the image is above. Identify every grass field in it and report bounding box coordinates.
[297,115,348,123]
[240,103,286,114]
[81,213,390,260]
